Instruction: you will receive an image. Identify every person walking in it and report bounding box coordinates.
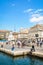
[40,40,42,47]
[12,44,14,50]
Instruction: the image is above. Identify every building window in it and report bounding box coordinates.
[35,34,39,37]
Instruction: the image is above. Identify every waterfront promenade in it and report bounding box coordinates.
[0,42,43,58]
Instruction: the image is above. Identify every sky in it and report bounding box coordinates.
[0,0,43,31]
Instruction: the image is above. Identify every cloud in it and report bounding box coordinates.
[24,8,43,23]
[34,9,43,13]
[30,16,43,22]
[27,9,43,23]
[24,9,33,13]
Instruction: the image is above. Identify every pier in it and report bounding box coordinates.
[0,46,43,58]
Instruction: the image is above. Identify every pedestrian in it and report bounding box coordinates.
[18,42,20,48]
[40,40,42,47]
[12,44,14,50]
[1,44,3,48]
[42,39,43,44]
[31,45,35,52]
[17,40,21,48]
[1,42,3,48]
[37,41,39,47]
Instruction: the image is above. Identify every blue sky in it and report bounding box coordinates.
[0,0,43,31]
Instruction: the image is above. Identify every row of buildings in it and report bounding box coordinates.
[0,30,10,40]
[0,24,43,42]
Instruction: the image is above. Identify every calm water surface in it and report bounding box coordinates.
[0,52,43,65]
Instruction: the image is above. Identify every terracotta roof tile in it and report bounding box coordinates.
[0,30,10,33]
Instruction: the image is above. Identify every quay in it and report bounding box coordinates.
[0,47,43,59]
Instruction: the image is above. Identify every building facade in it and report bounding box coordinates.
[1,24,43,41]
[13,24,43,41]
[13,32,18,40]
[0,30,10,40]
[18,28,29,39]
[28,24,43,42]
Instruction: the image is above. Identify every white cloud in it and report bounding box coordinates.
[24,8,43,14]
[30,16,43,22]
[34,9,43,13]
[28,9,43,23]
[31,13,40,17]
[24,8,43,23]
[24,9,33,13]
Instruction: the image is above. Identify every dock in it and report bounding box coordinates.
[0,47,43,59]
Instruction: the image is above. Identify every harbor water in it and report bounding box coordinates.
[0,52,43,65]
[0,40,7,42]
